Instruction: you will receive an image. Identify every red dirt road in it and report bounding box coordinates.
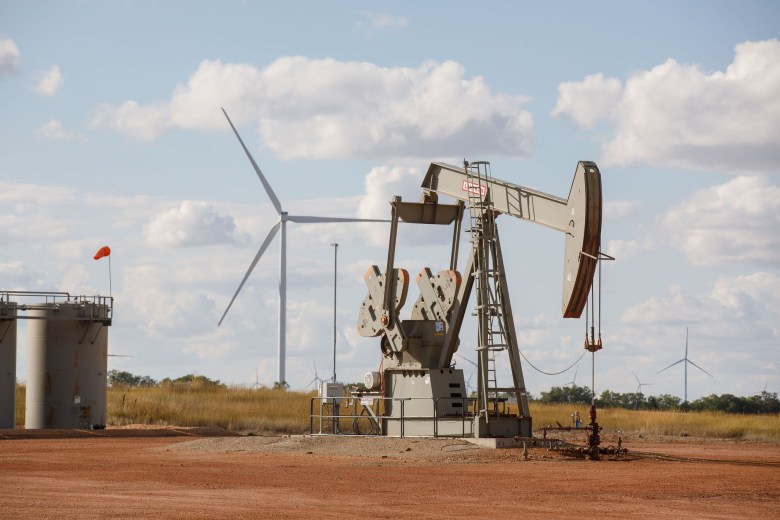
[1,431,778,519]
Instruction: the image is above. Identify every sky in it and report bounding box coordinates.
[1,0,778,401]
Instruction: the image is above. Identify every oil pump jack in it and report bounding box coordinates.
[356,160,603,438]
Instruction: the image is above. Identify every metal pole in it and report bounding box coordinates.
[592,352,596,405]
[108,255,113,299]
[279,215,287,387]
[684,328,688,403]
[331,243,338,383]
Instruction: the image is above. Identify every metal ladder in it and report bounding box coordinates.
[465,160,507,416]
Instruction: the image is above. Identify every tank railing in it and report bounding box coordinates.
[0,291,113,323]
[0,290,71,304]
[309,395,477,438]
[0,290,112,304]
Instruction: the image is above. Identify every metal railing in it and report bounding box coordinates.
[0,291,113,323]
[309,395,479,438]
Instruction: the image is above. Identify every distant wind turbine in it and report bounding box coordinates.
[658,327,712,402]
[455,353,477,394]
[306,361,326,391]
[564,363,580,387]
[217,108,388,386]
[752,379,770,396]
[250,367,263,389]
[631,371,654,394]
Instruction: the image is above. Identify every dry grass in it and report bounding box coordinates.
[15,384,24,426]
[108,384,313,433]
[529,402,780,441]
[11,384,780,441]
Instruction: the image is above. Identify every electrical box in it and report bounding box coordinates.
[318,382,344,399]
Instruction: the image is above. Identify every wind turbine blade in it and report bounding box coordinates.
[454,352,477,367]
[687,359,713,377]
[286,215,390,224]
[632,371,640,385]
[221,108,283,215]
[218,221,281,326]
[466,368,476,392]
[658,358,685,374]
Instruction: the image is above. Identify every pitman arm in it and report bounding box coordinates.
[420,161,602,318]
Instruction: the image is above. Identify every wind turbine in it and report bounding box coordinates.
[631,371,654,394]
[752,380,770,396]
[658,327,712,402]
[305,361,326,391]
[250,367,263,389]
[564,363,580,387]
[455,353,477,395]
[217,108,387,386]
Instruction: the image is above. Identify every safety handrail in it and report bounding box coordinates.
[309,395,478,438]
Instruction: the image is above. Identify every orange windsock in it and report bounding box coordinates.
[93,246,111,260]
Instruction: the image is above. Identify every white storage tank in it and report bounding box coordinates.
[0,301,17,429]
[25,301,110,429]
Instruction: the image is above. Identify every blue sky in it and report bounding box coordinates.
[1,1,778,400]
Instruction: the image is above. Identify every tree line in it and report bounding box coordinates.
[539,385,780,414]
[108,370,224,388]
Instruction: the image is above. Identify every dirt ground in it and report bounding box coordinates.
[1,427,779,519]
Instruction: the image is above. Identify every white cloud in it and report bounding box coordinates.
[515,313,558,348]
[34,65,63,95]
[90,57,533,159]
[551,73,622,128]
[356,165,449,247]
[0,181,75,207]
[144,200,249,248]
[0,37,21,77]
[553,39,780,173]
[90,100,170,141]
[622,272,780,340]
[357,165,420,220]
[0,183,155,250]
[0,206,76,243]
[604,200,641,221]
[58,265,92,294]
[711,273,780,337]
[606,239,639,260]
[122,263,223,337]
[35,119,87,142]
[356,12,409,32]
[0,261,31,289]
[661,176,780,266]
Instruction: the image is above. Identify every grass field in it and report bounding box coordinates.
[529,402,780,441]
[13,384,780,441]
